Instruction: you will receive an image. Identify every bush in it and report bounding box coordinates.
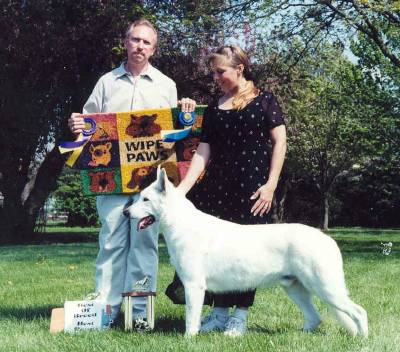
[52,169,98,226]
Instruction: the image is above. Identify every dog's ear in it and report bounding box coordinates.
[156,165,161,179]
[155,167,173,193]
[155,167,167,192]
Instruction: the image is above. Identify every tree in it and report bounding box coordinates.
[52,170,98,226]
[217,1,400,68]
[332,29,400,227]
[284,44,396,230]
[334,154,400,227]
[0,0,147,243]
[0,0,230,243]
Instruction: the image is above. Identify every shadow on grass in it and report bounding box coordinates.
[249,322,328,336]
[153,316,185,334]
[250,324,292,335]
[0,305,54,321]
[36,232,98,244]
[329,228,400,236]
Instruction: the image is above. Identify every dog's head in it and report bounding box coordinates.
[123,166,174,231]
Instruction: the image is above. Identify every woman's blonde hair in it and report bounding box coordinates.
[208,45,259,110]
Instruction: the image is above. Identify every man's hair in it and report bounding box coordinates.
[125,19,158,45]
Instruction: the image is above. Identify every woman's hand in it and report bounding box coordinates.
[250,183,276,217]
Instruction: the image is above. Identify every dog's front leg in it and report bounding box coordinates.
[184,283,205,337]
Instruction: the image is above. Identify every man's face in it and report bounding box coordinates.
[124,25,157,65]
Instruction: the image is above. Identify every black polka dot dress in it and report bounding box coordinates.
[188,92,285,225]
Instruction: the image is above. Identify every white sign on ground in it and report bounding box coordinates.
[64,300,108,332]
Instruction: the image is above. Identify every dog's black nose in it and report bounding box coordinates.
[123,199,134,217]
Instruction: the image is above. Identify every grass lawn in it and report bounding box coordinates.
[0,227,399,352]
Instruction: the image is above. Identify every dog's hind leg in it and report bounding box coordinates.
[282,280,321,332]
[184,283,205,336]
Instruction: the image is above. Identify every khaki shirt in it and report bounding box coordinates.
[83,62,178,114]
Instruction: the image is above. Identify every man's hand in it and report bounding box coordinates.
[68,113,85,135]
[178,97,196,112]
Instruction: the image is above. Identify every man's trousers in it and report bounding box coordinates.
[95,194,159,321]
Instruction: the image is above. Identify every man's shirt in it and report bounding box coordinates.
[83,62,178,114]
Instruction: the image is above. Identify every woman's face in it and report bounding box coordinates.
[210,57,243,93]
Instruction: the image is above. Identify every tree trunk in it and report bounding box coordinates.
[271,178,289,223]
[277,179,290,223]
[0,147,65,244]
[319,192,329,231]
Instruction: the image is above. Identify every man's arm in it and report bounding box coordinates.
[169,83,178,108]
[68,79,104,135]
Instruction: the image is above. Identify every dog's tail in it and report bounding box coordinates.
[305,267,368,338]
[327,300,368,338]
[330,306,358,336]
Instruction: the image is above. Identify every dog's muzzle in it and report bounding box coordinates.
[137,216,156,231]
[123,199,134,217]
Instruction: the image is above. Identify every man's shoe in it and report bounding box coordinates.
[200,312,229,333]
[223,316,247,337]
[134,317,152,332]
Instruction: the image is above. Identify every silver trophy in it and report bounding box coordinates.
[133,276,150,292]
[123,276,156,331]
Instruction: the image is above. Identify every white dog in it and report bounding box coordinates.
[124,168,368,338]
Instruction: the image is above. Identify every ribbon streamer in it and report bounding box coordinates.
[162,127,192,142]
[162,111,197,142]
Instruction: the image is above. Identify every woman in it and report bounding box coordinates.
[177,45,287,336]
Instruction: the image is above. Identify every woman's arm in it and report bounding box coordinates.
[251,124,287,216]
[177,142,211,195]
[266,124,287,189]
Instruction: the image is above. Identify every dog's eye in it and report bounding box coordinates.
[143,197,150,202]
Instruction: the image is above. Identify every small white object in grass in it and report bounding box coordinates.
[381,242,393,255]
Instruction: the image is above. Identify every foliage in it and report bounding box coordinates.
[225,0,400,68]
[52,170,98,227]
[0,0,150,243]
[334,157,400,228]
[0,0,232,243]
[1,0,399,243]
[331,28,400,228]
[280,44,398,229]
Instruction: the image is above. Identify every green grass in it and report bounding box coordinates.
[0,228,399,352]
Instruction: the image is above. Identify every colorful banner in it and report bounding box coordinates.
[60,106,205,195]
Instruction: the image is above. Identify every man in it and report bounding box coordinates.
[68,19,195,329]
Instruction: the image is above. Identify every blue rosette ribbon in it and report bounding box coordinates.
[179,111,196,126]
